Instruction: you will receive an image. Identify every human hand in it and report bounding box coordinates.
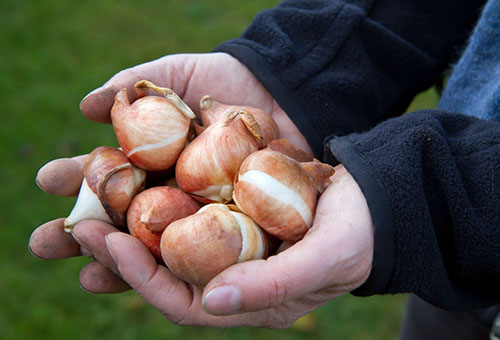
[31,161,374,328]
[30,51,313,292]
[30,52,373,328]
[79,52,313,155]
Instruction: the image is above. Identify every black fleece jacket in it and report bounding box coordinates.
[214,0,500,311]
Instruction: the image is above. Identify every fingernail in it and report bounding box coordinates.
[27,244,39,259]
[70,228,92,257]
[79,282,94,295]
[104,233,118,263]
[202,285,242,315]
[70,230,81,244]
[35,175,46,193]
[80,86,104,104]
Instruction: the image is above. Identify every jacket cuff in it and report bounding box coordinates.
[214,42,325,159]
[325,134,396,296]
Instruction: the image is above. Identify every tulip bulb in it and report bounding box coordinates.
[111,80,196,171]
[266,138,315,162]
[233,140,335,243]
[160,203,268,286]
[175,109,263,203]
[127,186,200,262]
[64,146,146,232]
[199,95,279,148]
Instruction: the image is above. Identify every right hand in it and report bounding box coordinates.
[31,163,374,329]
[30,53,375,329]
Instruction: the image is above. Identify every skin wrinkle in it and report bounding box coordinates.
[266,311,294,330]
[181,58,198,103]
[175,282,198,325]
[270,299,313,329]
[270,273,289,308]
[261,253,305,308]
[140,261,161,290]
[155,270,193,325]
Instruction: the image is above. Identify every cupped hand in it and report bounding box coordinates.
[80,52,312,155]
[30,52,374,328]
[105,164,373,329]
[31,160,374,328]
[31,51,312,294]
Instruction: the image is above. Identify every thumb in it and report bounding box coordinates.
[202,237,333,316]
[79,54,196,124]
[202,165,375,316]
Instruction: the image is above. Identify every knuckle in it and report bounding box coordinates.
[268,275,289,307]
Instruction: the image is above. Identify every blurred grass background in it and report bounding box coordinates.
[0,0,439,339]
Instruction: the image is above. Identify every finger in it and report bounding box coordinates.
[202,165,374,316]
[79,57,190,124]
[71,220,122,275]
[104,232,196,323]
[201,238,331,316]
[71,154,87,166]
[104,232,304,328]
[79,260,131,294]
[29,218,81,259]
[36,156,85,196]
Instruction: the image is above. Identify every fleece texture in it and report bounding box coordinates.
[326,111,500,310]
[215,0,485,158]
[214,0,500,310]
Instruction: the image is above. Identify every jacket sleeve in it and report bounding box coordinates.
[325,110,500,310]
[214,0,485,158]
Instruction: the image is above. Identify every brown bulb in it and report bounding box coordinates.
[111,80,196,171]
[127,186,200,262]
[160,204,268,286]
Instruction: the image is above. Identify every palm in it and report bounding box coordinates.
[90,165,372,328]
[81,53,312,154]
[164,53,278,116]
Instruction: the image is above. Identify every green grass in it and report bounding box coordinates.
[1,1,439,339]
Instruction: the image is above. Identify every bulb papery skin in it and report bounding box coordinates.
[127,186,200,262]
[64,146,146,231]
[111,86,193,171]
[160,204,267,287]
[175,111,260,203]
[266,138,315,162]
[200,95,279,148]
[233,148,324,243]
[64,178,113,232]
[191,184,233,203]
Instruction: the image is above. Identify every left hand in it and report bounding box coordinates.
[30,163,374,329]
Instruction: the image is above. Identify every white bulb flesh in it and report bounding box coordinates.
[124,166,146,198]
[64,178,112,232]
[196,204,266,262]
[126,131,187,158]
[192,184,233,203]
[231,211,266,262]
[238,170,313,228]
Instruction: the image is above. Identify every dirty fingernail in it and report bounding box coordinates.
[203,285,242,315]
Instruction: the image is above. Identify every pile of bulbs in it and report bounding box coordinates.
[63,80,335,287]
